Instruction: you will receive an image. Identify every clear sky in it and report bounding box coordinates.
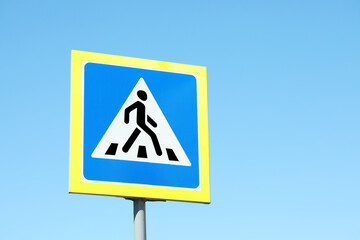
[1,0,359,239]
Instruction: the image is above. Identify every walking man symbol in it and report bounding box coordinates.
[122,90,162,156]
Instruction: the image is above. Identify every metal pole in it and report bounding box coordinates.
[133,198,146,240]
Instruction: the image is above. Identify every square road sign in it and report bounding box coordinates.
[69,50,210,203]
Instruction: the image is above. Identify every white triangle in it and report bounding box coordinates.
[91,78,191,166]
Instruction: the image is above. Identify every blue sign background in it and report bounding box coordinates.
[83,62,199,188]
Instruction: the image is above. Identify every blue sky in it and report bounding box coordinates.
[1,0,359,239]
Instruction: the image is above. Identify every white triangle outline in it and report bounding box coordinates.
[91,78,191,166]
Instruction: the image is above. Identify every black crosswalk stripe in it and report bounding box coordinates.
[105,143,118,155]
[137,145,147,158]
[166,148,178,161]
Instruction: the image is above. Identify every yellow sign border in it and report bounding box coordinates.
[69,50,210,203]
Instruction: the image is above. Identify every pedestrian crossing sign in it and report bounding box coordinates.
[69,50,210,203]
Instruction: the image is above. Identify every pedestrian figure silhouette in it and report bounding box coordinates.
[122,90,162,156]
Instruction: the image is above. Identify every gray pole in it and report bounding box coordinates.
[133,198,146,240]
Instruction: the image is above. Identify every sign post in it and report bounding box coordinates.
[133,199,146,240]
[69,50,210,238]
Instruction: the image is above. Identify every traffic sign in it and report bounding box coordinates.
[69,50,210,203]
